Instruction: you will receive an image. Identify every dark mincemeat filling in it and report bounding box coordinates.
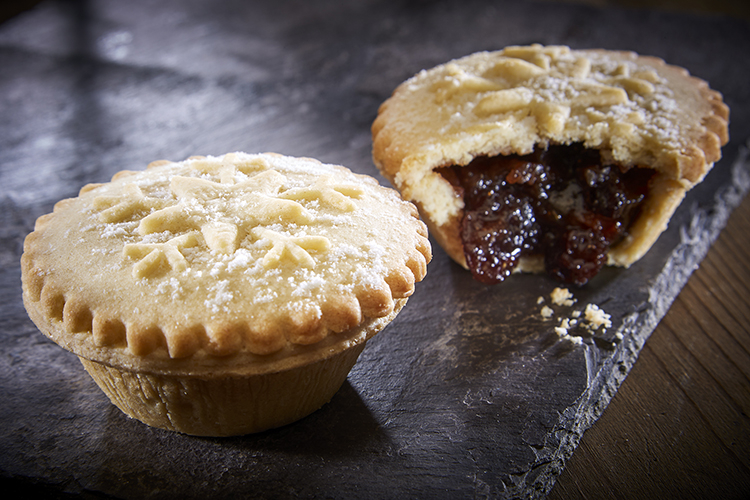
[439,143,655,286]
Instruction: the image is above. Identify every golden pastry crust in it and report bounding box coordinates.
[22,152,431,375]
[372,44,729,270]
[22,152,431,435]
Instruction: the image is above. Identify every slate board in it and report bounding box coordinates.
[1,1,749,498]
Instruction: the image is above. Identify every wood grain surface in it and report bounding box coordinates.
[549,190,750,499]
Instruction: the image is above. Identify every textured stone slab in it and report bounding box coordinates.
[1,1,749,498]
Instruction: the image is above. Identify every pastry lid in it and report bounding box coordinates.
[21,153,431,375]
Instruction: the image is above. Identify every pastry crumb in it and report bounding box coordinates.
[551,287,576,306]
[554,326,568,336]
[584,303,612,330]
[540,287,618,347]
[540,305,554,318]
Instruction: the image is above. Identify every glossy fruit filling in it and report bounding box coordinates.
[440,144,655,285]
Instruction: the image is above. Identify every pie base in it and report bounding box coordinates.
[80,342,366,437]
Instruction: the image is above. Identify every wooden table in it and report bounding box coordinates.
[550,190,750,498]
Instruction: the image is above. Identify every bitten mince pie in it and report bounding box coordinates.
[372,44,729,285]
[21,152,431,436]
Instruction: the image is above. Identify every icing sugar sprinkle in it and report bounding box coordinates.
[206,279,233,313]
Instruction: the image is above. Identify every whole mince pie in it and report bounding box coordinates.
[21,152,431,436]
[372,44,729,285]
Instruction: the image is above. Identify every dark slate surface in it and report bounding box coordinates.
[1,1,749,498]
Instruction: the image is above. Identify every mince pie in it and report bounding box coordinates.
[372,44,729,285]
[21,152,431,436]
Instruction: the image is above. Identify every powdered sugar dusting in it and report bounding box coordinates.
[205,279,233,313]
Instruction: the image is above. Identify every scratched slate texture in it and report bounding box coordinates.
[1,0,749,498]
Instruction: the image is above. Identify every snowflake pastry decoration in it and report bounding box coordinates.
[93,157,364,278]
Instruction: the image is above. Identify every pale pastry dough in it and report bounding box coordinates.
[372,44,728,273]
[22,152,431,436]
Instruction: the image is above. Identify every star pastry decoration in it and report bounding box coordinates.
[278,176,364,212]
[123,232,201,278]
[187,154,271,183]
[251,227,331,269]
[137,169,312,251]
[431,47,661,127]
[92,184,168,223]
[97,163,349,278]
